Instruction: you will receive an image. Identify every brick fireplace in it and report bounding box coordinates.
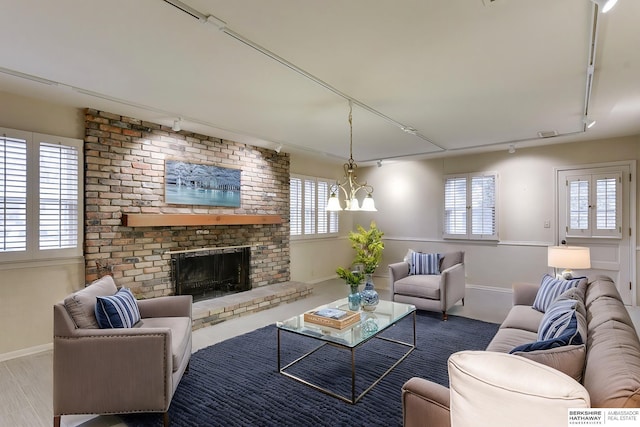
[83,110,290,299]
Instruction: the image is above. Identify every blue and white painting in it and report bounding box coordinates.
[165,160,241,207]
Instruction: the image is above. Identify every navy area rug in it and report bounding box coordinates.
[124,311,499,427]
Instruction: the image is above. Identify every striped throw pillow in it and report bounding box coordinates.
[538,298,579,341]
[410,252,441,275]
[95,287,141,328]
[532,274,584,313]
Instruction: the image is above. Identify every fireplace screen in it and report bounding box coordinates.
[171,246,250,302]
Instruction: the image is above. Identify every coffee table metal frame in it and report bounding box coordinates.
[276,299,416,404]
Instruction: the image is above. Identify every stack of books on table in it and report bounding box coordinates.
[304,308,361,329]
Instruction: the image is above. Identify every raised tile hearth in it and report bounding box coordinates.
[191,281,313,330]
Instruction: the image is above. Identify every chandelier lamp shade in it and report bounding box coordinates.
[326,102,377,212]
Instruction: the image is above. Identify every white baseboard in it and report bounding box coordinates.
[466,283,513,294]
[0,343,52,362]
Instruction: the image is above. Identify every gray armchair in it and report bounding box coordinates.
[389,251,465,320]
[53,275,192,427]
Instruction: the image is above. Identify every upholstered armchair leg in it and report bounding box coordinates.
[462,298,465,306]
[163,412,170,427]
[53,416,61,427]
[442,311,448,321]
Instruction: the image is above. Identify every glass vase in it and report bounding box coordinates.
[360,273,379,311]
[348,284,361,311]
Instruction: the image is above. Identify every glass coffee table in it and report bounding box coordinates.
[276,298,416,404]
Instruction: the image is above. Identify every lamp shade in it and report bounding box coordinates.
[547,246,591,269]
[360,194,377,212]
[326,194,343,211]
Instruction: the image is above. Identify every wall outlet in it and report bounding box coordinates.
[544,220,551,228]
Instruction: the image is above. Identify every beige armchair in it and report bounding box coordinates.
[53,275,192,427]
[389,251,465,320]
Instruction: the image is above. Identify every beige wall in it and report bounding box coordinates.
[289,152,354,283]
[1,89,638,357]
[358,137,640,303]
[0,91,86,356]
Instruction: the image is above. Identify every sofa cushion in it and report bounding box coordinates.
[512,313,581,353]
[63,275,118,329]
[393,275,441,299]
[486,328,538,353]
[410,252,441,275]
[532,274,586,313]
[137,316,192,372]
[511,344,586,382]
[500,305,543,333]
[95,287,141,328]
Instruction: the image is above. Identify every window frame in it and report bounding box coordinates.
[290,174,339,240]
[0,127,83,263]
[443,171,498,241]
[566,171,622,239]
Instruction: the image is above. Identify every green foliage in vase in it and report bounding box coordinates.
[336,267,363,285]
[348,221,385,274]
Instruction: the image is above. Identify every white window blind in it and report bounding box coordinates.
[39,142,79,250]
[0,127,82,262]
[317,180,329,234]
[290,174,339,238]
[471,175,496,237]
[304,179,316,235]
[290,177,302,235]
[444,176,467,236]
[444,172,498,240]
[569,178,589,230]
[567,172,621,238]
[1,135,27,252]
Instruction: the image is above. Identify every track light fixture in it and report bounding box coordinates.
[508,144,516,154]
[590,0,618,13]
[274,144,282,154]
[172,118,182,132]
[583,116,596,129]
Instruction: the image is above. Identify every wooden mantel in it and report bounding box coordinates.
[121,214,283,227]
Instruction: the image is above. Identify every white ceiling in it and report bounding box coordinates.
[0,0,638,164]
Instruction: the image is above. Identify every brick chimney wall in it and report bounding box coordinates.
[83,109,290,298]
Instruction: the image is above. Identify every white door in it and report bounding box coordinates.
[557,162,635,305]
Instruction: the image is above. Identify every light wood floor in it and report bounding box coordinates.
[2,279,638,427]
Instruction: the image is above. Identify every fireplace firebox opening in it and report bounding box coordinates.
[170,246,251,302]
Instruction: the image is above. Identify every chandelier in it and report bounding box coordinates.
[326,101,377,212]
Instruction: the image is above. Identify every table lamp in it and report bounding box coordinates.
[547,245,591,279]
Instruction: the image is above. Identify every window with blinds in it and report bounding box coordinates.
[39,142,79,250]
[444,172,498,240]
[0,128,82,262]
[567,172,621,238]
[1,136,27,252]
[290,174,338,238]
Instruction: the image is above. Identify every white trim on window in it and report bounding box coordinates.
[444,172,498,240]
[290,174,339,239]
[0,127,83,263]
[566,171,622,239]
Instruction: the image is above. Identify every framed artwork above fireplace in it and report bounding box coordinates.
[165,159,241,207]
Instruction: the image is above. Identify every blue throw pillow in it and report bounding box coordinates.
[410,252,441,275]
[510,313,582,353]
[95,287,141,328]
[532,274,584,313]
